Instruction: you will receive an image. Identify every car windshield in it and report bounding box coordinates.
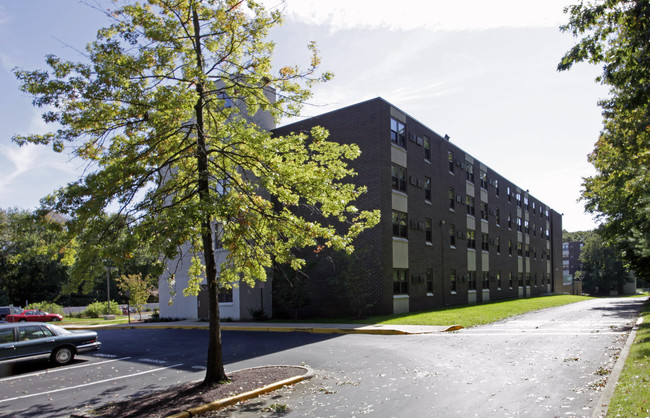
[45,324,72,336]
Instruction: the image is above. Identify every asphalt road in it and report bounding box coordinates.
[0,296,645,417]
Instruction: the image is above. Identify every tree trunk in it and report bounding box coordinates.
[192,6,227,386]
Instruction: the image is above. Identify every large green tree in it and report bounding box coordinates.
[0,208,75,306]
[558,0,650,279]
[576,232,632,295]
[13,0,378,386]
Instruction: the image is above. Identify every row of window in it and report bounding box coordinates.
[390,117,550,221]
[395,268,550,295]
[393,209,551,245]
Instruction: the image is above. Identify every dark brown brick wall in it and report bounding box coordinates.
[271,97,563,317]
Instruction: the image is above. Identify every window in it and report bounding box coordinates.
[516,192,522,207]
[518,273,524,287]
[496,236,501,254]
[466,160,474,182]
[390,118,405,147]
[532,223,536,237]
[495,208,500,226]
[508,213,512,229]
[393,269,409,294]
[524,196,529,210]
[391,164,407,192]
[450,270,457,291]
[426,269,433,293]
[424,136,431,161]
[496,272,502,288]
[425,218,432,243]
[448,151,454,173]
[495,179,500,196]
[480,202,488,220]
[467,229,476,249]
[516,216,523,232]
[424,177,431,201]
[449,187,455,210]
[525,273,531,286]
[468,271,476,290]
[482,272,489,288]
[449,224,456,246]
[508,239,513,256]
[481,233,489,251]
[218,287,233,303]
[517,242,523,257]
[532,201,536,212]
[525,243,530,258]
[509,272,514,288]
[524,220,530,234]
[392,211,408,238]
[480,170,488,189]
[507,186,512,203]
[466,195,475,216]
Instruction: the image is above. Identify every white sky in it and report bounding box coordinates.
[0,0,606,231]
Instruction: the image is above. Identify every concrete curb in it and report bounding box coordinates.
[165,365,314,418]
[65,323,448,335]
[591,316,645,418]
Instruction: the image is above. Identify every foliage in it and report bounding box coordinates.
[272,261,312,320]
[562,229,594,243]
[29,301,64,315]
[0,208,74,306]
[116,273,156,316]
[13,0,379,384]
[65,213,163,303]
[84,300,122,318]
[559,0,650,280]
[328,250,374,319]
[607,299,650,417]
[577,232,632,295]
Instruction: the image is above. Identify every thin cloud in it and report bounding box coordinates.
[266,0,574,32]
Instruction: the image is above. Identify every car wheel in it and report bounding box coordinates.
[19,319,26,322]
[52,346,75,366]
[52,317,61,321]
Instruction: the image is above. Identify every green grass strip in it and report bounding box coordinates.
[607,298,650,417]
[276,295,593,327]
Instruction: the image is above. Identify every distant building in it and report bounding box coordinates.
[272,98,565,317]
[562,241,584,295]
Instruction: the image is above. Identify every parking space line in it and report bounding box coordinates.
[0,363,183,404]
[0,357,132,383]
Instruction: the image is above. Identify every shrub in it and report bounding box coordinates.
[29,301,64,315]
[85,300,122,318]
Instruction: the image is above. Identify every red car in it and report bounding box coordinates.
[5,309,63,323]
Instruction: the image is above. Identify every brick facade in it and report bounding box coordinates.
[272,97,563,317]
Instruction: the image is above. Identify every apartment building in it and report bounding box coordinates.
[272,97,564,317]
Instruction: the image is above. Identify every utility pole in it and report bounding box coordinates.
[105,267,117,315]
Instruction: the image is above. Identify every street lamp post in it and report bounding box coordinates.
[105,267,117,315]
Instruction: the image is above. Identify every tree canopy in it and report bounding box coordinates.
[558,0,650,280]
[576,232,632,295]
[13,0,379,385]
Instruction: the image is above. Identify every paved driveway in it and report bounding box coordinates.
[0,296,645,417]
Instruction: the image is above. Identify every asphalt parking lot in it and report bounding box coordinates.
[0,328,335,417]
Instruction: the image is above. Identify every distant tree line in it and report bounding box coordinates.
[0,207,161,307]
[562,229,636,295]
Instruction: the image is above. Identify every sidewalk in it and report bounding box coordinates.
[65,319,458,335]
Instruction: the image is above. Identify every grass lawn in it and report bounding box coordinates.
[279,295,594,327]
[607,297,650,417]
[59,316,131,326]
[367,295,594,327]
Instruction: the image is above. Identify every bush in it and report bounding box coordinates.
[84,300,122,318]
[29,301,64,315]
